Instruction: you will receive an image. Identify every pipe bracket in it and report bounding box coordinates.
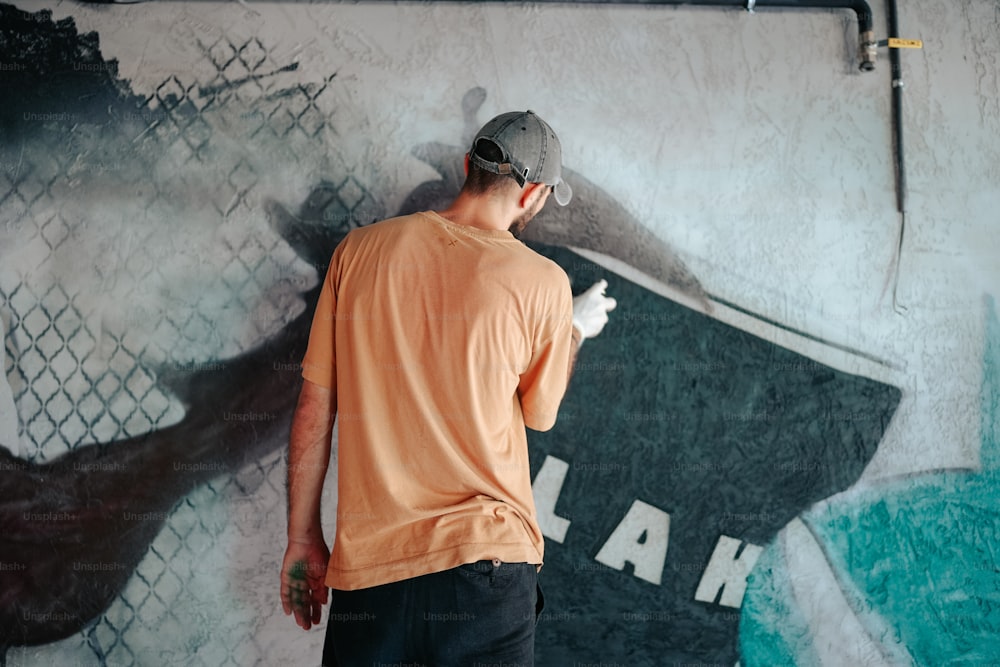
[858,29,877,71]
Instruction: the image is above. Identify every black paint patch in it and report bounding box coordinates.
[0,4,154,142]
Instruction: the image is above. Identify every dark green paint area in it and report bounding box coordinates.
[525,244,901,665]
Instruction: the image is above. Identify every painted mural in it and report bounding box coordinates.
[0,2,996,666]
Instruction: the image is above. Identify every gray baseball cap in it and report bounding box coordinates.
[469,110,573,206]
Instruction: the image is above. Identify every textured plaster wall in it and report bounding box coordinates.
[33,0,996,476]
[49,6,1000,408]
[2,0,998,665]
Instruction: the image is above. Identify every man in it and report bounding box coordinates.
[280,110,616,666]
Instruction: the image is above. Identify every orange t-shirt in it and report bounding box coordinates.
[301,211,574,590]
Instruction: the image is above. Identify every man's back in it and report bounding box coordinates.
[281,110,615,666]
[301,211,574,590]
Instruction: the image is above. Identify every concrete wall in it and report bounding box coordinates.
[1,1,997,665]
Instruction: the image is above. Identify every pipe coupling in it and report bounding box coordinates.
[859,30,877,71]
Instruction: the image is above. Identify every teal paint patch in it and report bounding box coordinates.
[804,472,1000,664]
[740,296,1000,664]
[740,540,820,667]
[741,472,1000,665]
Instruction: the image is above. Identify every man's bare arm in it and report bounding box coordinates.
[287,379,336,541]
[281,378,335,631]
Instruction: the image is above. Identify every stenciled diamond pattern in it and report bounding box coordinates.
[0,33,366,666]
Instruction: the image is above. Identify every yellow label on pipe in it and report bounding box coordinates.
[888,38,923,49]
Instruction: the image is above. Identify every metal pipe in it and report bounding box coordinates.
[461,0,877,71]
[887,0,905,213]
[666,0,877,70]
[626,0,874,34]
[886,0,907,312]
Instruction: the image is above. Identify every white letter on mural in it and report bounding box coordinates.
[531,455,572,543]
[694,535,763,608]
[594,499,670,585]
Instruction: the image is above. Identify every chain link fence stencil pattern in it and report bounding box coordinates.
[1,10,371,663]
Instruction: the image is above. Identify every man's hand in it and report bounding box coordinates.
[280,538,330,630]
[572,279,617,342]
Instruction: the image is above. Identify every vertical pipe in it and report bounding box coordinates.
[886,0,908,312]
[887,0,905,214]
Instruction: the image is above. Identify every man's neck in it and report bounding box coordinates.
[436,192,513,233]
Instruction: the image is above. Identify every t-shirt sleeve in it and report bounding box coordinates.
[518,273,574,432]
[300,250,340,390]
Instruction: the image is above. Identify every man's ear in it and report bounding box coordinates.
[463,154,470,176]
[518,182,546,209]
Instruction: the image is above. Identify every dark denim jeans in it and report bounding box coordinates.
[322,560,543,667]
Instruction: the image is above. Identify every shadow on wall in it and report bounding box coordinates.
[0,4,905,666]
